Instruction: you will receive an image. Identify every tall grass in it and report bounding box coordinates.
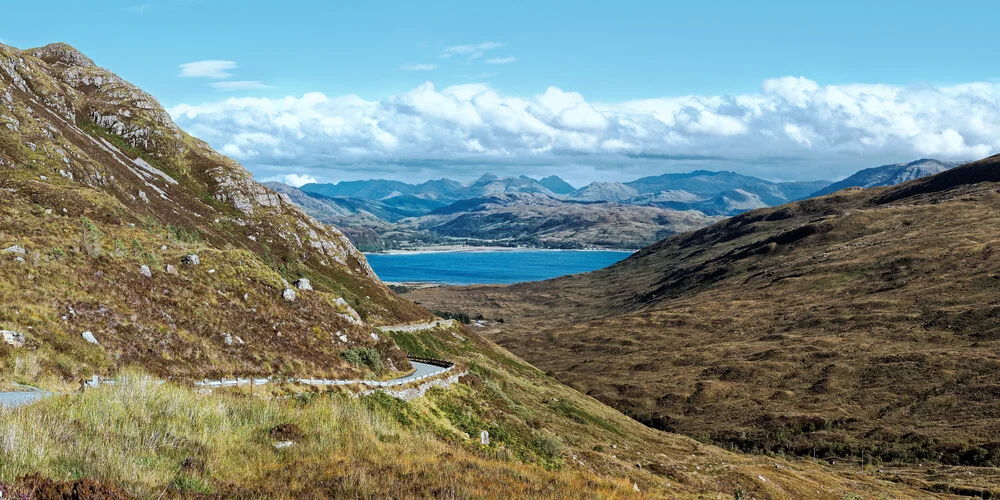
[0,371,639,498]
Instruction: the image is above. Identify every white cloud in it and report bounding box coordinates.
[441,42,503,60]
[484,56,516,64]
[169,77,1000,181]
[283,174,318,187]
[402,64,438,71]
[179,60,238,79]
[209,81,273,91]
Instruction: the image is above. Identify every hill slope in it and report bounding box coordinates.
[406,193,723,249]
[0,42,428,380]
[408,154,1000,482]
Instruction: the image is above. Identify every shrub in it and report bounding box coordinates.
[341,347,384,375]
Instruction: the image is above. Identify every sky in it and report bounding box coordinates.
[4,0,1000,187]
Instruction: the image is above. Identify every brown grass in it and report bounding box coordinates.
[407,157,1000,493]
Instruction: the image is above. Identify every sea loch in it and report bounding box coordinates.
[365,250,633,285]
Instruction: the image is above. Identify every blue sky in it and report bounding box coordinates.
[4,0,1000,186]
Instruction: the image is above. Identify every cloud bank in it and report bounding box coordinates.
[169,77,999,182]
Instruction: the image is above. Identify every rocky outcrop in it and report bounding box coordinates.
[1,330,26,347]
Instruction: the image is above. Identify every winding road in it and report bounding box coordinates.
[0,360,453,409]
[2,320,457,409]
[0,383,49,409]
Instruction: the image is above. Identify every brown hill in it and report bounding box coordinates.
[408,154,1000,475]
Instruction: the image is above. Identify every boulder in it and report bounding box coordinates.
[82,331,99,344]
[293,278,312,291]
[480,430,490,446]
[139,265,152,278]
[182,254,200,265]
[2,245,25,254]
[1,330,26,347]
[282,288,296,302]
[165,264,177,274]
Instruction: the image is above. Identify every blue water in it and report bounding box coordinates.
[365,250,633,285]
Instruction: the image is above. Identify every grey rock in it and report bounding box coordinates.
[81,331,98,344]
[282,288,296,302]
[480,430,490,446]
[165,264,177,274]
[2,245,25,254]
[1,330,26,347]
[182,254,200,265]
[293,278,312,291]
[139,265,152,278]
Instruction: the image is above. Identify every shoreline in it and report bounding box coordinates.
[366,245,638,256]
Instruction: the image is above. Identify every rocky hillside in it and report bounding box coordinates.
[408,155,1000,492]
[405,193,723,249]
[0,42,427,381]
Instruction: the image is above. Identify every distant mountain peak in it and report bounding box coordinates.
[811,158,963,197]
[474,172,499,184]
[539,175,576,195]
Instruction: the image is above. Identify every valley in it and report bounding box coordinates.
[407,155,1000,495]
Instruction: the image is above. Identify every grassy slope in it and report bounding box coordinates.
[1,323,934,498]
[408,155,1000,494]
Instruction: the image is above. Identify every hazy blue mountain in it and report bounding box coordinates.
[455,174,556,198]
[778,180,836,200]
[570,182,639,202]
[300,179,415,200]
[539,175,576,194]
[810,158,963,197]
[624,170,831,206]
[265,182,442,222]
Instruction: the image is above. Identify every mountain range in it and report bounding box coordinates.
[280,161,961,251]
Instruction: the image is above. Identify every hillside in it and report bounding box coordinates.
[408,154,1000,493]
[811,158,962,197]
[0,42,940,499]
[405,193,723,249]
[0,42,432,381]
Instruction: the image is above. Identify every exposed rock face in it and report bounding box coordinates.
[1,330,26,347]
